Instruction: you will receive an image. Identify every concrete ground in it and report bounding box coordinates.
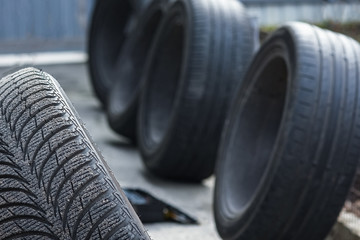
[0,63,219,240]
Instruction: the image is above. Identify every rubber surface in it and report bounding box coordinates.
[107,0,169,142]
[0,68,150,240]
[88,0,138,106]
[138,0,255,181]
[214,22,360,240]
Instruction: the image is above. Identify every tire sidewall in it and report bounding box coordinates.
[106,0,170,139]
[214,28,297,239]
[138,0,192,170]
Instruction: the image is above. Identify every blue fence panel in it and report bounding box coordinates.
[0,0,359,53]
[0,0,95,53]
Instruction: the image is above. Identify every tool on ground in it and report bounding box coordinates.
[123,188,199,224]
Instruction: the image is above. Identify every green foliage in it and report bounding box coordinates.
[261,21,360,42]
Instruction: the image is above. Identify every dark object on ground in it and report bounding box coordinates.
[138,0,255,182]
[124,188,198,224]
[88,0,145,106]
[107,0,169,142]
[214,22,360,240]
[0,68,149,240]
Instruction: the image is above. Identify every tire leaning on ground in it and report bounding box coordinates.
[138,0,255,181]
[88,0,146,106]
[214,22,360,240]
[107,0,170,142]
[0,68,150,240]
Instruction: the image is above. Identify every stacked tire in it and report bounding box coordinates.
[137,0,256,181]
[89,0,257,180]
[87,0,360,239]
[214,22,360,240]
[107,0,171,142]
[88,0,150,106]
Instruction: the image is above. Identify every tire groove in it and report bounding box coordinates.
[22,112,66,160]
[62,174,100,229]
[71,189,110,240]
[276,25,323,239]
[293,29,346,238]
[37,135,79,188]
[0,161,22,171]
[342,37,360,169]
[0,78,47,110]
[176,0,212,176]
[0,202,46,214]
[49,149,89,204]
[185,0,226,176]
[0,215,52,226]
[0,73,43,97]
[11,95,57,132]
[0,148,15,157]
[0,187,37,198]
[16,103,62,144]
[0,174,29,185]
[84,205,119,240]
[30,124,73,174]
[8,90,55,126]
[4,84,51,121]
[102,222,127,240]
[304,33,360,239]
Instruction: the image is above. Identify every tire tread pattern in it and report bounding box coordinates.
[222,23,360,240]
[140,0,255,181]
[0,68,149,240]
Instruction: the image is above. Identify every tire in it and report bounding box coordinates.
[88,0,141,106]
[107,0,170,142]
[0,68,150,240]
[132,0,152,11]
[138,0,255,181]
[214,22,360,240]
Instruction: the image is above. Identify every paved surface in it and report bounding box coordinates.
[0,63,219,240]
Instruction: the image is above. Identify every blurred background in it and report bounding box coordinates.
[0,0,94,53]
[0,0,359,239]
[0,0,359,54]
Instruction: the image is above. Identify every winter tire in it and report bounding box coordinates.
[0,68,150,240]
[107,0,169,142]
[214,22,360,240]
[138,0,255,181]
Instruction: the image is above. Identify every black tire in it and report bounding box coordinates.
[0,68,150,240]
[107,0,169,142]
[88,0,140,106]
[138,0,255,181]
[132,0,152,11]
[214,22,360,240]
